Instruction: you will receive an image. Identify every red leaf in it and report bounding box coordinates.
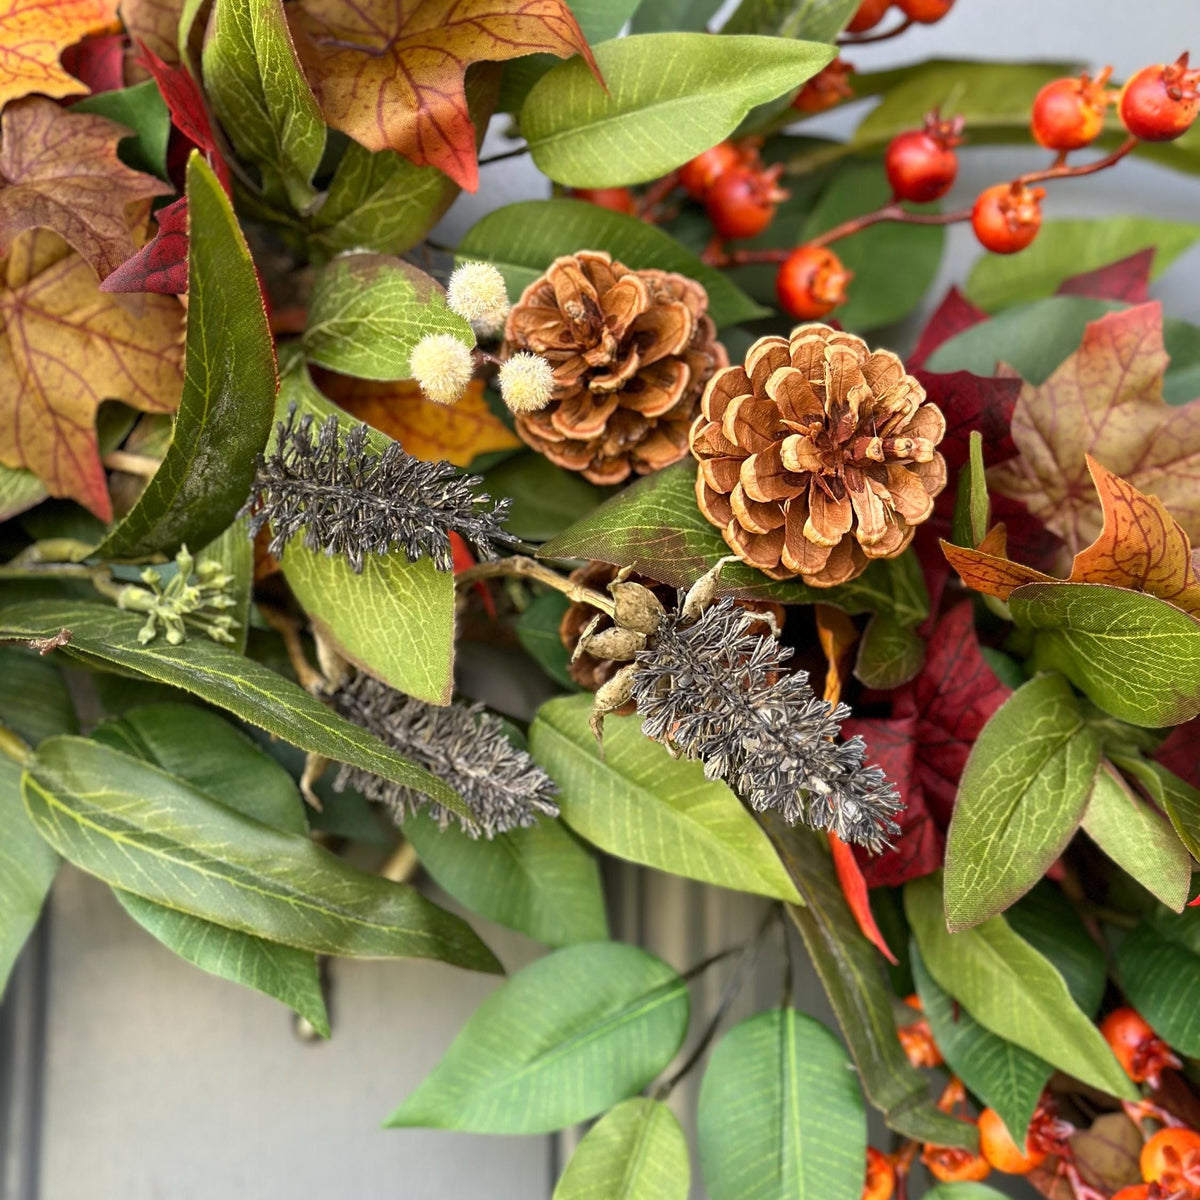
[828,831,898,964]
[62,32,126,94]
[1156,718,1200,789]
[916,368,1020,476]
[1057,248,1154,304]
[909,286,988,369]
[135,39,213,150]
[100,194,187,294]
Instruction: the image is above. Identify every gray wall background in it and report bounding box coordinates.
[3,2,1198,1197]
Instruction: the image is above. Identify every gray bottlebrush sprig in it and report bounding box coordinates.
[332,673,559,839]
[629,597,902,852]
[240,407,515,573]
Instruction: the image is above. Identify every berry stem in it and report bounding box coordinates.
[1015,134,1139,185]
[805,202,973,249]
[838,15,914,44]
[477,143,530,166]
[636,170,681,220]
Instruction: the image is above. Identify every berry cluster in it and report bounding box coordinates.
[846,0,956,35]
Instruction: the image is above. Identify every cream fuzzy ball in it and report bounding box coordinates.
[446,261,511,329]
[410,334,474,405]
[498,352,556,414]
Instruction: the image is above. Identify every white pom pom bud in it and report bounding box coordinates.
[446,261,511,333]
[498,352,556,414]
[410,334,474,406]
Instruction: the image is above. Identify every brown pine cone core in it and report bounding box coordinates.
[503,251,727,485]
[689,324,947,587]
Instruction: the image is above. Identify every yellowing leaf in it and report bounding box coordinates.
[315,370,520,468]
[287,0,597,190]
[0,0,118,109]
[118,0,184,63]
[0,228,184,518]
[0,97,171,280]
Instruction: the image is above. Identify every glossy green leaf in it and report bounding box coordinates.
[521,34,833,187]
[553,1098,690,1200]
[483,451,607,543]
[0,646,76,745]
[403,810,608,948]
[516,591,577,690]
[457,199,766,328]
[203,0,325,212]
[944,674,1099,931]
[965,218,1200,310]
[854,614,924,690]
[950,431,989,550]
[906,873,1134,1099]
[698,1008,866,1200]
[387,942,689,1133]
[1116,923,1200,1057]
[1082,764,1191,911]
[764,819,978,1148]
[73,79,170,178]
[911,943,1051,1151]
[1013,583,1200,727]
[540,459,929,621]
[97,154,277,560]
[303,252,474,381]
[199,518,253,653]
[529,696,801,902]
[0,599,466,814]
[23,736,498,971]
[723,0,859,38]
[631,0,723,32]
[924,1186,1012,1200]
[1111,755,1200,863]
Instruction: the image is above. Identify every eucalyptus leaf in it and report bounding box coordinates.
[697,1008,866,1200]
[529,696,801,902]
[0,646,76,746]
[723,0,860,39]
[854,614,925,690]
[73,80,170,178]
[387,942,689,1133]
[1116,923,1200,1057]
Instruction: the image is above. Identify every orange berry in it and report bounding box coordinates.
[775,246,851,320]
[978,1108,1047,1174]
[1100,1007,1181,1089]
[1140,1128,1200,1193]
[568,187,637,215]
[895,994,944,1069]
[885,111,963,202]
[1120,54,1200,142]
[1031,69,1113,150]
[679,142,744,200]
[793,58,856,114]
[862,1147,896,1200]
[895,0,954,23]
[1112,1187,1151,1200]
[922,1144,992,1184]
[705,165,787,240]
[971,182,1044,254]
[846,0,892,32]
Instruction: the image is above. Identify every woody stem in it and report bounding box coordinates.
[454,555,616,616]
[1015,135,1140,185]
[838,15,914,44]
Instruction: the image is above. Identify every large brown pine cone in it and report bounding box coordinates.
[503,251,727,484]
[690,324,947,587]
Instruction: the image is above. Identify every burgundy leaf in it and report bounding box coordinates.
[909,286,988,369]
[62,32,126,95]
[100,195,187,294]
[916,368,1020,475]
[1156,717,1200,789]
[1056,248,1154,304]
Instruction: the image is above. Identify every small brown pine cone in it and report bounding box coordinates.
[503,251,727,485]
[690,324,947,587]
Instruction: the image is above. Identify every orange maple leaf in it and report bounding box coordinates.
[0,228,184,519]
[942,457,1200,617]
[287,0,598,191]
[0,0,119,109]
[0,97,172,280]
[314,368,521,468]
[990,303,1200,572]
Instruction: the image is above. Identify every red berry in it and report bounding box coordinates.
[895,0,954,23]
[885,111,963,202]
[705,165,786,240]
[568,187,637,215]
[846,0,892,33]
[1100,1007,1181,1088]
[1031,69,1112,150]
[921,1144,991,1184]
[775,245,851,319]
[1111,1188,1151,1200]
[862,1147,895,1200]
[679,142,744,200]
[1141,1128,1200,1194]
[971,182,1044,254]
[793,58,855,114]
[1120,53,1200,142]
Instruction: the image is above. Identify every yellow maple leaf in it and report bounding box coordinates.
[0,227,185,519]
[0,0,120,110]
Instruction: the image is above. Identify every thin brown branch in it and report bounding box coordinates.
[455,555,616,616]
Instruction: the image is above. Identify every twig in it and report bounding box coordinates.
[478,144,530,166]
[103,450,161,478]
[636,170,681,221]
[0,560,127,603]
[838,15,914,45]
[258,604,328,695]
[380,840,420,883]
[455,556,616,616]
[1016,135,1139,185]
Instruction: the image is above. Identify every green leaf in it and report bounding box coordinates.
[73,80,171,178]
[924,1186,1012,1200]
[1013,582,1200,727]
[22,735,499,971]
[202,0,325,212]
[303,252,474,381]
[387,941,689,1133]
[457,199,766,329]
[553,1097,690,1200]
[905,873,1135,1099]
[529,696,801,902]
[854,614,925,690]
[540,459,929,620]
[521,33,834,188]
[0,461,46,522]
[944,673,1099,931]
[402,810,608,948]
[0,646,76,745]
[763,819,978,1148]
[1111,755,1200,863]
[723,0,860,39]
[1116,923,1200,1057]
[800,162,944,331]
[911,942,1051,1152]
[697,1008,866,1200]
[1081,764,1191,911]
[0,757,58,995]
[0,599,467,815]
[199,517,253,653]
[965,217,1200,310]
[483,451,607,543]
[631,0,723,33]
[96,154,277,560]
[950,431,989,550]
[516,591,577,689]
